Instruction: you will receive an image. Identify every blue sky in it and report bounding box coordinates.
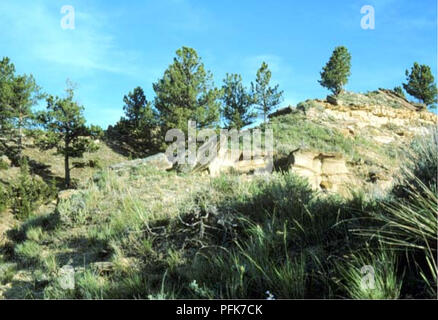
[0,0,436,128]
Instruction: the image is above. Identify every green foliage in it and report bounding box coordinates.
[336,246,402,299]
[0,183,8,212]
[14,240,43,265]
[0,57,16,136]
[36,82,100,187]
[153,47,221,134]
[0,158,8,170]
[114,86,160,154]
[9,74,43,157]
[0,262,16,285]
[319,46,351,95]
[221,73,256,129]
[0,57,43,158]
[403,62,437,106]
[270,112,356,157]
[9,158,57,219]
[398,127,437,192]
[251,62,283,123]
[393,86,406,99]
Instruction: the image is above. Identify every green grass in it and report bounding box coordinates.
[336,245,402,299]
[0,125,436,299]
[270,112,356,157]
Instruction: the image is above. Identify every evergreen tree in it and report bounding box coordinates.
[252,62,283,123]
[36,83,101,187]
[117,86,159,153]
[221,73,256,129]
[319,46,351,96]
[0,57,42,159]
[393,86,406,99]
[403,62,437,106]
[153,47,221,134]
[0,57,16,139]
[10,74,42,158]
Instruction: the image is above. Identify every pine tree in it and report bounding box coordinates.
[221,73,256,129]
[393,86,406,99]
[319,46,351,96]
[117,86,159,153]
[252,62,283,123]
[0,57,42,159]
[153,47,221,134]
[0,57,16,140]
[403,62,437,106]
[36,83,101,187]
[10,74,42,158]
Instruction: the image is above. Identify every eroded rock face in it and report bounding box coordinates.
[288,151,353,194]
[109,153,173,172]
[311,99,437,133]
[205,149,273,177]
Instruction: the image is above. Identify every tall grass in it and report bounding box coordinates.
[336,245,402,299]
[358,128,438,298]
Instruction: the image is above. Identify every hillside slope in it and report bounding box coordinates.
[0,90,436,299]
[270,90,436,195]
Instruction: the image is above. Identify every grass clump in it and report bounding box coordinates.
[14,241,43,265]
[336,246,402,299]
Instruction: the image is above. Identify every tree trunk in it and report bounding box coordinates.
[65,154,70,188]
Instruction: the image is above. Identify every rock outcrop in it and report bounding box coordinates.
[287,150,353,194]
[206,150,273,176]
[109,153,173,172]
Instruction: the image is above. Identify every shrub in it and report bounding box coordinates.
[9,158,57,219]
[0,183,9,213]
[0,159,9,170]
[404,128,437,190]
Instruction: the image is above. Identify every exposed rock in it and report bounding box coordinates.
[287,150,353,194]
[309,98,437,134]
[190,138,273,178]
[109,153,173,172]
[373,135,394,144]
[201,149,273,177]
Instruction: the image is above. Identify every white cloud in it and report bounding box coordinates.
[0,1,142,76]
